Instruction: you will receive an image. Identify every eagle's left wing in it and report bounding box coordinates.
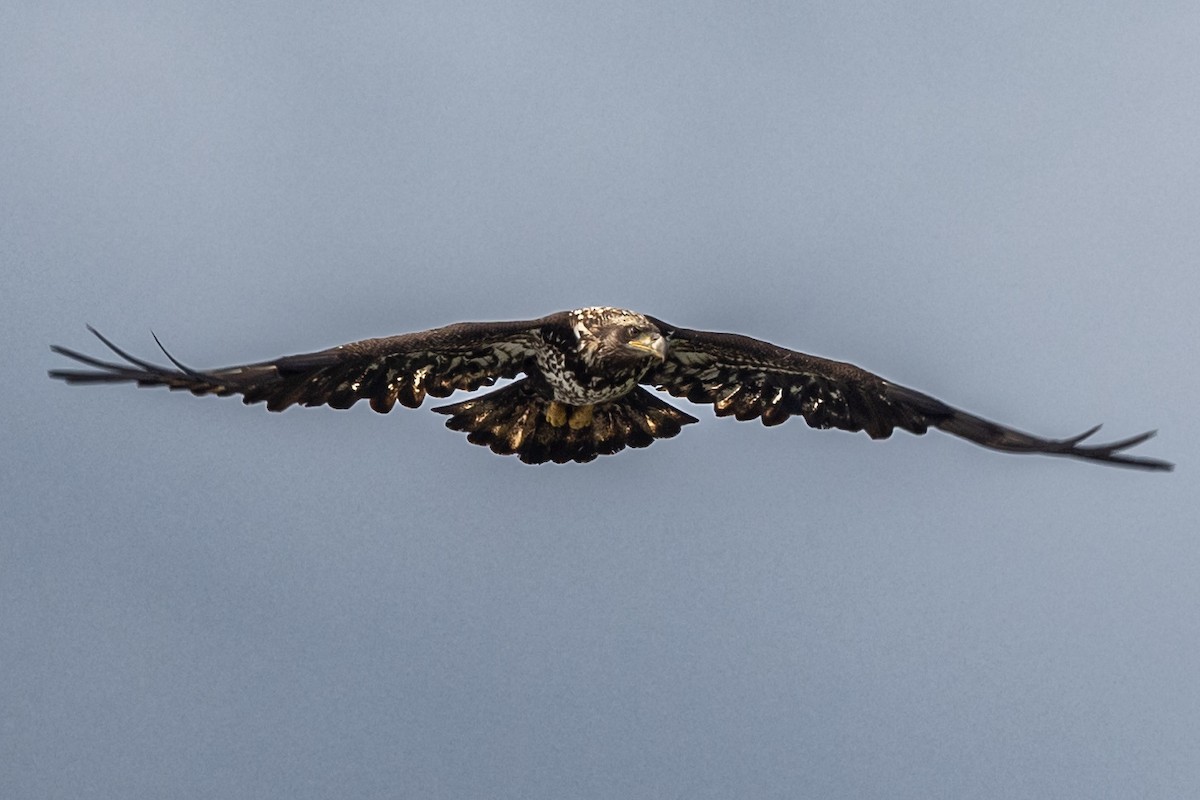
[49,316,560,414]
[643,320,1172,471]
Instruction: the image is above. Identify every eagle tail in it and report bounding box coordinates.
[433,380,699,464]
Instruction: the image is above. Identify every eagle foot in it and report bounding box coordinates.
[568,404,594,429]
[546,401,568,428]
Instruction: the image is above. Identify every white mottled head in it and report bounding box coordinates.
[569,306,668,369]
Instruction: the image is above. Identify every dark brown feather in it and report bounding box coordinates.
[645,320,1172,471]
[434,380,698,464]
[49,318,559,414]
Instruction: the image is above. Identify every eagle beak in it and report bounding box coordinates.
[628,332,668,361]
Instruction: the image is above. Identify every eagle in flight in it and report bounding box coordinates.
[49,306,1171,469]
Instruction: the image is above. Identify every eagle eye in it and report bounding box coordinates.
[624,325,641,338]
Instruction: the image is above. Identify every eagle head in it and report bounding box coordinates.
[571,307,668,370]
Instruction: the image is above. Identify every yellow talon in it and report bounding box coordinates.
[569,404,594,429]
[546,401,568,428]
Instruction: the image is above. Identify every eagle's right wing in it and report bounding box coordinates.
[49,315,563,414]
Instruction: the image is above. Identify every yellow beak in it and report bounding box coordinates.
[627,332,668,361]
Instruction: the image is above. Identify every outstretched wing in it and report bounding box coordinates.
[644,320,1172,471]
[49,315,561,414]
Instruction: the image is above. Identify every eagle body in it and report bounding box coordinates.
[49,306,1172,469]
[532,307,665,405]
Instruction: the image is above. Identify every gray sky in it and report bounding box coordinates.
[4,2,1198,798]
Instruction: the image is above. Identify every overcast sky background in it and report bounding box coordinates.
[3,3,1198,798]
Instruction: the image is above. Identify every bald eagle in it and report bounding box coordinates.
[49,306,1171,469]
